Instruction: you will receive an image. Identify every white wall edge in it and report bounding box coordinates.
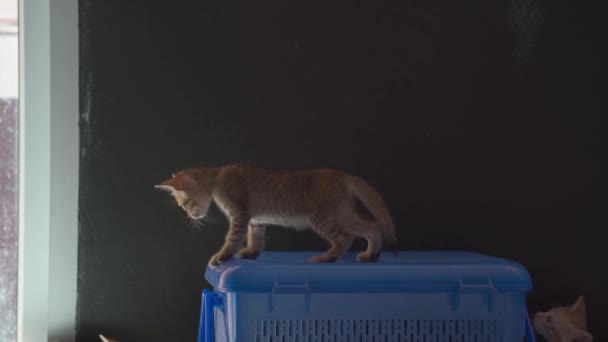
[18,0,79,341]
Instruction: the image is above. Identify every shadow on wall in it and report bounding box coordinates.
[509,0,545,63]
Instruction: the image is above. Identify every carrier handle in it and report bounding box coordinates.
[269,281,311,312]
[451,277,497,311]
[198,289,218,342]
[457,277,497,291]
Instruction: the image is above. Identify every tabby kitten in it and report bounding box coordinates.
[156,164,397,267]
[534,296,592,342]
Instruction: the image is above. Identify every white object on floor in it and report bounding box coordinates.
[99,334,119,342]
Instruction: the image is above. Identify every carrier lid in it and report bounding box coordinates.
[205,251,532,293]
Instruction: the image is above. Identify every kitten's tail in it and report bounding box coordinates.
[347,176,399,256]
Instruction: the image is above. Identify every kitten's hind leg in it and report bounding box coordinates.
[342,213,383,262]
[237,224,266,259]
[356,230,383,262]
[310,221,354,263]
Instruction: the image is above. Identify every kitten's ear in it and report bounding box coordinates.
[571,295,586,313]
[570,329,593,342]
[155,173,192,192]
[154,177,181,192]
[154,184,176,192]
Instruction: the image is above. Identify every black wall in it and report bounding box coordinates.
[77,0,604,341]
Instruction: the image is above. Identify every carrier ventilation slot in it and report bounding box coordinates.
[254,319,505,342]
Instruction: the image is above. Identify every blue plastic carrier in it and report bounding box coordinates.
[199,251,535,342]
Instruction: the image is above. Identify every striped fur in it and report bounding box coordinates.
[156,164,397,267]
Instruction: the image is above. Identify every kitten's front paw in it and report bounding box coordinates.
[208,252,232,267]
[309,254,337,263]
[237,248,261,260]
[356,251,380,263]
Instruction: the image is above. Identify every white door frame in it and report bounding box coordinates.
[18,0,79,341]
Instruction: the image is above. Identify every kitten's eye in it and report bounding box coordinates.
[182,199,193,209]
